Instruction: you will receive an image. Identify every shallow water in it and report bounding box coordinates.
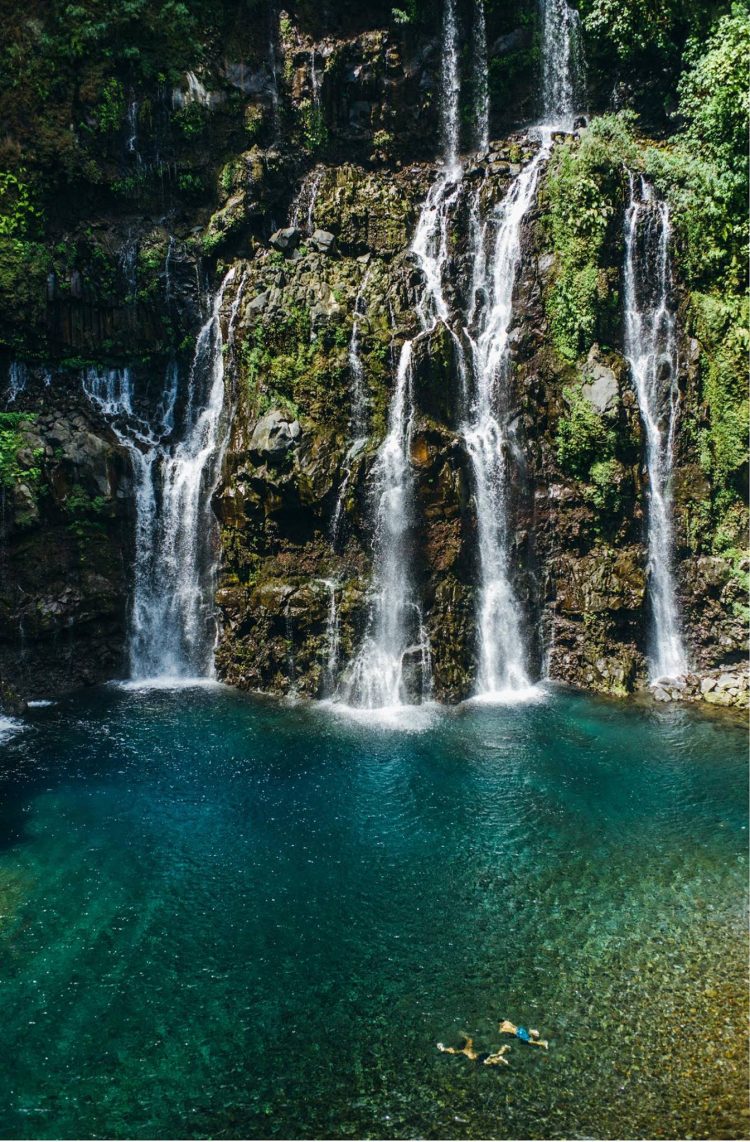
[0,686,747,1140]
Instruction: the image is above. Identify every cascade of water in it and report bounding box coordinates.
[126,99,140,161]
[339,0,466,710]
[540,0,585,129]
[6,362,27,403]
[83,267,237,680]
[268,5,280,132]
[330,270,372,544]
[310,49,321,110]
[119,236,138,305]
[462,147,549,698]
[473,0,490,153]
[185,71,212,107]
[343,342,428,707]
[441,0,462,174]
[347,269,371,443]
[624,174,686,680]
[455,0,586,699]
[319,578,341,696]
[291,167,324,234]
[164,236,175,305]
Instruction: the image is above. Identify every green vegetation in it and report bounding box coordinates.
[0,413,30,490]
[64,483,110,539]
[556,384,617,480]
[174,103,209,139]
[0,412,43,494]
[542,115,637,361]
[544,5,747,553]
[242,304,348,421]
[96,78,127,134]
[300,102,329,153]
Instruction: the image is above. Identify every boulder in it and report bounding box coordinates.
[582,346,620,419]
[309,229,338,255]
[249,410,301,460]
[269,227,300,253]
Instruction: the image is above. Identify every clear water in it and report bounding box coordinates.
[0,689,746,1140]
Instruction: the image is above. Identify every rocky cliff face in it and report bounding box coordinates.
[0,2,746,707]
[0,367,132,700]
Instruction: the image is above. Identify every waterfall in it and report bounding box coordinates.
[347,270,371,443]
[319,579,341,696]
[624,174,687,680]
[331,270,372,545]
[6,362,27,403]
[291,167,324,234]
[540,0,585,129]
[310,49,321,111]
[164,237,175,305]
[83,268,237,681]
[339,0,465,711]
[440,0,462,175]
[343,342,430,708]
[462,149,549,699]
[473,0,490,153]
[458,0,588,698]
[126,99,140,161]
[119,235,138,305]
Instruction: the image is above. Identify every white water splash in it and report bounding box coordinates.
[624,174,686,681]
[0,716,23,742]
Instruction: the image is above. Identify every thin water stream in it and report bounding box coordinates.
[624,174,687,680]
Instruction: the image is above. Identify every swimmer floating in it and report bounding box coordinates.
[437,1035,510,1066]
[499,1019,549,1049]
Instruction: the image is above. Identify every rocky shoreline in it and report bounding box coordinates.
[650,665,750,709]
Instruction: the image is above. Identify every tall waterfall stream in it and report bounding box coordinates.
[83,268,239,681]
[624,174,687,680]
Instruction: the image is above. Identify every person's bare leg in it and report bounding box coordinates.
[438,1035,477,1059]
[483,1045,511,1066]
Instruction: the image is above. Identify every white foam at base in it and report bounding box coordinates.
[0,716,23,742]
[465,683,549,707]
[318,698,443,733]
[112,677,229,692]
